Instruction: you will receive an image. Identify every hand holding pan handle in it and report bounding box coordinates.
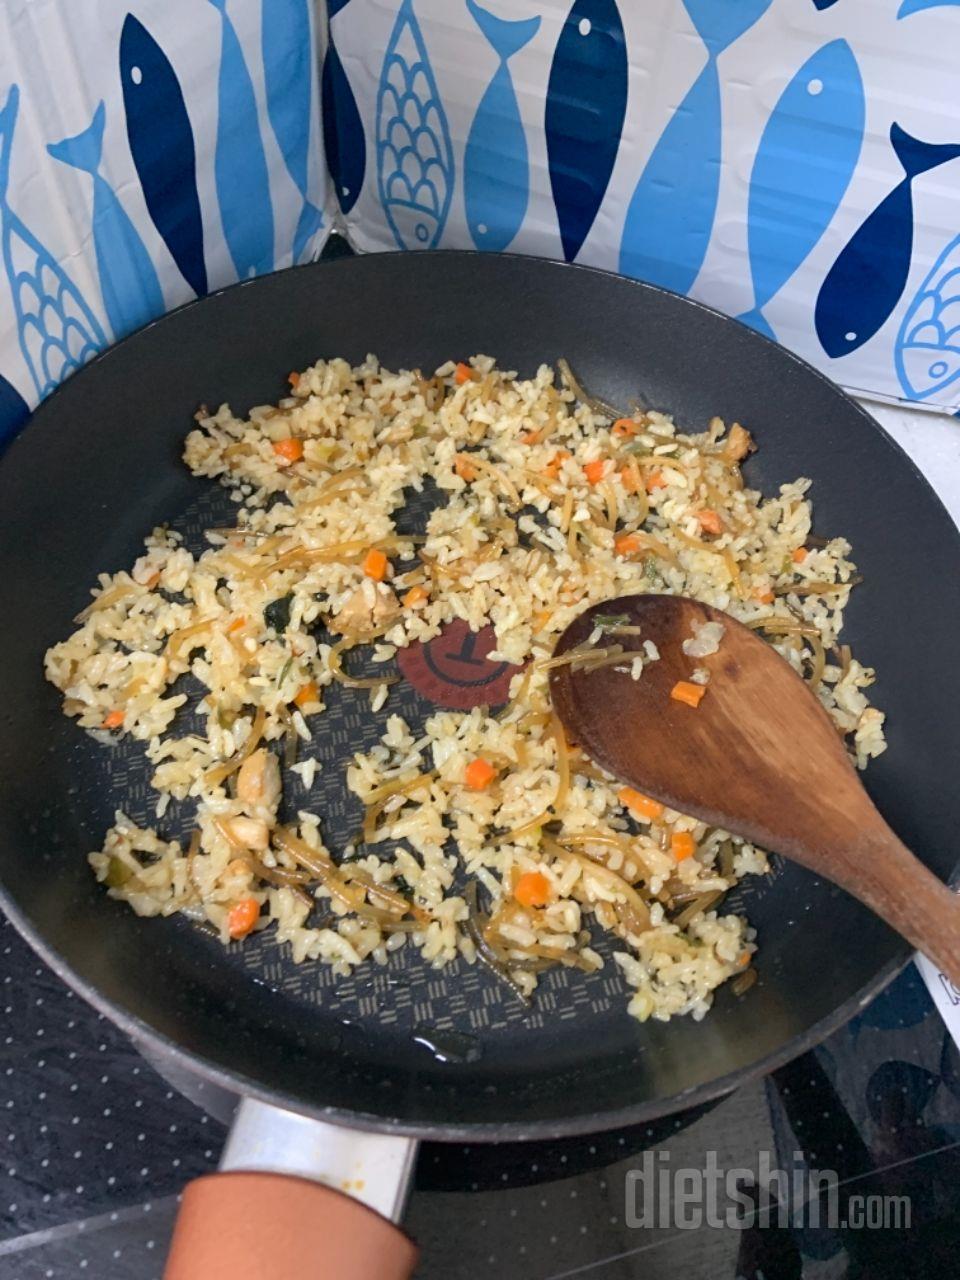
[164,1099,420,1279]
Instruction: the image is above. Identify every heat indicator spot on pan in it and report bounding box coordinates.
[397,618,516,709]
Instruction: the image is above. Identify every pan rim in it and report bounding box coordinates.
[0,888,913,1140]
[0,248,955,1140]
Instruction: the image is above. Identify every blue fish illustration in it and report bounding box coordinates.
[464,0,540,252]
[739,40,864,341]
[262,0,324,263]
[120,15,207,297]
[815,123,960,358]
[376,0,454,250]
[545,0,627,264]
[812,0,841,8]
[0,86,107,399]
[208,0,274,278]
[898,0,960,15]
[895,233,960,401]
[620,0,773,295]
[48,102,165,341]
[323,0,366,215]
[0,371,29,447]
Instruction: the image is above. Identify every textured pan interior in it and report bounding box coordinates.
[0,252,958,1139]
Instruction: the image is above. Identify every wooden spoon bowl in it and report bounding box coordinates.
[550,594,960,985]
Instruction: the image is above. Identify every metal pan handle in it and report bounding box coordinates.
[164,1099,419,1279]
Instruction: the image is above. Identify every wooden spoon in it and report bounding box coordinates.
[549,594,960,985]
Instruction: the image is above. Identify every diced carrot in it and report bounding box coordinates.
[737,950,752,968]
[614,533,642,556]
[520,429,542,444]
[544,450,570,481]
[612,418,639,438]
[272,437,304,464]
[362,548,388,581]
[514,870,551,909]
[646,470,668,493]
[671,680,707,708]
[792,547,807,564]
[454,362,474,385]
[619,465,641,494]
[403,585,430,608]
[754,588,774,604]
[464,758,497,791]
[288,371,300,389]
[294,680,318,708]
[101,709,124,730]
[227,616,246,634]
[145,571,162,589]
[454,454,478,482]
[618,787,664,821]
[696,509,722,537]
[671,831,696,861]
[228,897,260,940]
[584,458,607,485]
[533,608,553,631]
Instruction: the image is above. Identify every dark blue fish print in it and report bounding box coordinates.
[208,0,275,279]
[0,370,29,448]
[812,0,841,8]
[465,0,540,253]
[545,0,627,264]
[895,233,960,401]
[262,0,324,262]
[48,102,165,340]
[323,0,366,215]
[815,123,960,358]
[0,86,107,399]
[120,15,207,297]
[620,0,773,295]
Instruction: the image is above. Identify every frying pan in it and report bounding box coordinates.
[1,251,958,1275]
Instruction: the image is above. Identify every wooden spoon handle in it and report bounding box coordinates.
[826,825,960,986]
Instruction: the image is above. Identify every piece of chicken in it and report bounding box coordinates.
[328,582,400,636]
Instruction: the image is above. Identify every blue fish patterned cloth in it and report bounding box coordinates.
[545,0,627,264]
[376,0,454,250]
[895,233,960,401]
[262,0,324,263]
[815,123,960,359]
[208,0,275,279]
[323,0,366,214]
[619,0,774,295]
[0,369,29,448]
[464,0,540,253]
[898,0,960,15]
[0,86,106,399]
[120,15,208,298]
[740,39,864,340]
[48,102,165,341]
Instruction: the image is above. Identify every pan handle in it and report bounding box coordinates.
[164,1098,419,1279]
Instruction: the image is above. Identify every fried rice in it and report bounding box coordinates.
[44,354,886,1023]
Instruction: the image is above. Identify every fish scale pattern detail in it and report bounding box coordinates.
[376,0,454,251]
[336,0,960,411]
[0,0,330,447]
[0,1,959,419]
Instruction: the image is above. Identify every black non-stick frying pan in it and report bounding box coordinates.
[0,252,958,1268]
